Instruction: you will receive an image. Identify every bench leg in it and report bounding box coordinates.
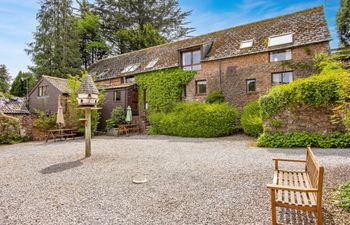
[270,189,277,225]
[317,209,323,225]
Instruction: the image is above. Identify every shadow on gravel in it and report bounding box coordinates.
[40,158,84,174]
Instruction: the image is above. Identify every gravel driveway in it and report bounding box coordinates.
[0,135,349,225]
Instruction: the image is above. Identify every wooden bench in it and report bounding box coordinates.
[267,146,324,225]
[115,124,140,137]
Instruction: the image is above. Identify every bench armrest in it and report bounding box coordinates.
[273,158,306,170]
[272,158,306,163]
[267,184,318,193]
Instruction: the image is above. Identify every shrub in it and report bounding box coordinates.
[0,114,21,145]
[336,182,350,212]
[259,61,350,119]
[257,132,350,148]
[241,101,263,137]
[106,106,125,129]
[33,110,57,130]
[206,90,225,104]
[149,102,239,137]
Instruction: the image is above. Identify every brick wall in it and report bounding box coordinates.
[263,105,345,135]
[185,42,330,108]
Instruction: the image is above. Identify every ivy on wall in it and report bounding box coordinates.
[136,68,196,113]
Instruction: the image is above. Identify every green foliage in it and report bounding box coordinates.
[76,11,110,69]
[0,64,11,93]
[33,110,57,130]
[259,60,350,119]
[149,102,239,138]
[26,0,82,77]
[136,68,195,113]
[10,71,37,97]
[94,0,193,47]
[206,90,225,104]
[257,132,350,148]
[106,106,125,129]
[241,101,263,137]
[270,119,282,128]
[336,182,350,212]
[336,0,350,47]
[116,23,166,54]
[0,115,22,145]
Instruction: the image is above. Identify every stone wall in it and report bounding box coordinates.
[263,105,345,135]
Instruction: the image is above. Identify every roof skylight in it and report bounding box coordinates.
[268,33,293,47]
[145,58,158,69]
[121,64,140,73]
[240,40,253,49]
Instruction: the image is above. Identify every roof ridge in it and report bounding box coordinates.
[42,75,68,81]
[89,6,324,68]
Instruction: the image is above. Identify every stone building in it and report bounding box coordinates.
[88,6,330,129]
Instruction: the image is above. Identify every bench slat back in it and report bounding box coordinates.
[305,146,324,192]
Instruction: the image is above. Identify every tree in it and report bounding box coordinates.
[116,23,166,53]
[10,71,37,97]
[94,0,193,53]
[0,64,11,93]
[76,2,110,69]
[337,0,350,47]
[26,0,82,78]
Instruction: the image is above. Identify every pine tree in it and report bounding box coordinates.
[94,0,193,53]
[10,71,37,97]
[0,64,11,93]
[26,0,82,78]
[337,0,350,47]
[76,0,110,69]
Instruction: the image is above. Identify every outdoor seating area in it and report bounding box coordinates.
[115,124,140,137]
[45,128,77,142]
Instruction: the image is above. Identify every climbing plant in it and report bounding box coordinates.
[136,68,195,113]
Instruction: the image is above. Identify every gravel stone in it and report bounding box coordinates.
[0,134,349,225]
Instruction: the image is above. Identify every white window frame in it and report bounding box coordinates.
[240,39,254,49]
[268,33,293,47]
[145,58,158,69]
[121,63,140,73]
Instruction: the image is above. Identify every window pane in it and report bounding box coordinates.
[247,80,256,92]
[114,90,121,101]
[270,49,292,62]
[197,81,206,94]
[182,52,192,66]
[272,73,281,86]
[282,72,293,83]
[192,64,201,71]
[268,33,293,46]
[192,50,201,64]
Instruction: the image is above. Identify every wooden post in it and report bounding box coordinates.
[85,108,92,157]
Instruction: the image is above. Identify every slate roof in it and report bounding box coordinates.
[0,97,30,114]
[89,6,330,81]
[78,75,99,94]
[42,76,70,93]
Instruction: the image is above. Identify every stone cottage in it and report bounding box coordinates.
[88,6,330,129]
[28,75,70,114]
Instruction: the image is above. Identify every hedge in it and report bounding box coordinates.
[206,90,225,104]
[257,132,350,148]
[241,100,263,137]
[149,102,239,137]
[0,114,21,145]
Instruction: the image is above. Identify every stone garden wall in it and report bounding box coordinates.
[263,105,345,135]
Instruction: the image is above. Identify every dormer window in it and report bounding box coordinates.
[121,64,140,73]
[145,59,158,69]
[240,40,253,49]
[268,33,293,47]
[182,49,201,71]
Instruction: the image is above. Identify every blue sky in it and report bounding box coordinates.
[0,0,340,79]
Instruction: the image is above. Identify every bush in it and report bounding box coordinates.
[257,132,350,148]
[206,90,225,104]
[106,106,125,129]
[0,114,21,145]
[241,101,263,137]
[259,61,350,119]
[33,111,57,130]
[337,182,350,212]
[149,102,239,137]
